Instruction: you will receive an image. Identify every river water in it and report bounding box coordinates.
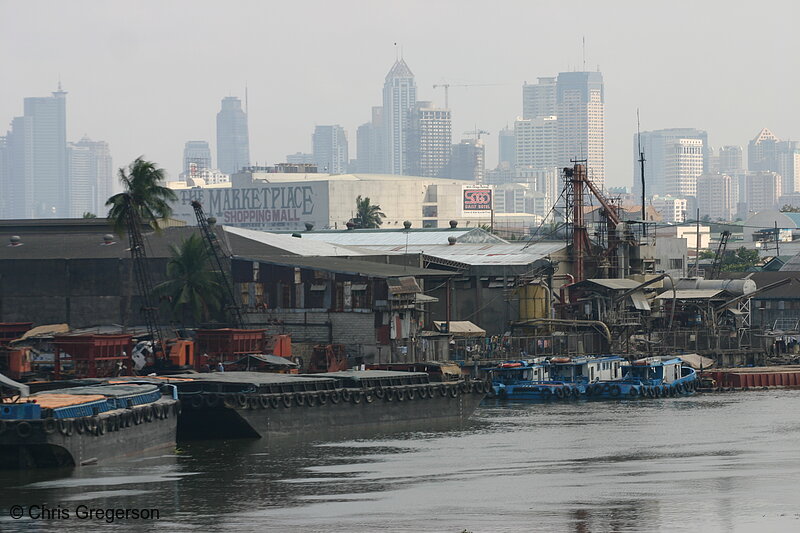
[1,390,799,532]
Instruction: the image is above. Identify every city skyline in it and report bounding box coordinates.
[1,1,798,190]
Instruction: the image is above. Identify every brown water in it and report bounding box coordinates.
[1,390,799,532]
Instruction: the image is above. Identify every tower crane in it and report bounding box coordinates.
[432,83,505,109]
[463,129,491,141]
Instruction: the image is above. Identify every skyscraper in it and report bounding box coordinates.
[498,127,516,169]
[0,86,68,218]
[718,146,743,175]
[382,59,417,175]
[312,125,349,174]
[183,141,212,174]
[216,96,250,175]
[556,71,605,186]
[514,116,558,171]
[522,77,556,120]
[407,101,451,178]
[633,128,709,198]
[356,107,385,174]
[748,128,800,194]
[446,139,485,182]
[68,136,113,217]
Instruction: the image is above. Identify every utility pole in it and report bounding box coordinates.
[695,209,701,277]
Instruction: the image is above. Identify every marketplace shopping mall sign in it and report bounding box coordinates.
[172,183,329,230]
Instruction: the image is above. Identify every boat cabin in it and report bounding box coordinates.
[549,356,624,384]
[623,357,683,384]
[490,361,549,385]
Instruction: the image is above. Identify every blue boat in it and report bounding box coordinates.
[490,355,625,401]
[586,356,698,399]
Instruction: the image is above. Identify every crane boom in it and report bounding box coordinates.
[125,207,164,359]
[191,201,244,328]
[710,231,731,280]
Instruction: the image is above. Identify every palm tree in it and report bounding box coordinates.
[153,234,224,325]
[351,195,386,228]
[106,157,177,236]
[82,211,97,219]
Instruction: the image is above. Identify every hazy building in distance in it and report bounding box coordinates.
[355,106,385,173]
[498,127,516,169]
[0,86,68,218]
[556,71,605,187]
[183,141,212,174]
[216,96,250,175]
[633,128,708,199]
[286,152,315,165]
[445,138,485,182]
[69,136,113,217]
[514,115,558,172]
[312,125,349,174]
[522,77,556,119]
[697,172,734,221]
[407,101,451,178]
[650,195,687,224]
[746,171,782,213]
[748,128,800,195]
[382,59,417,175]
[718,145,743,175]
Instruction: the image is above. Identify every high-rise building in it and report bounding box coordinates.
[522,77,556,120]
[216,96,250,175]
[697,173,734,221]
[356,106,385,174]
[746,171,782,213]
[498,127,516,169]
[650,195,688,223]
[312,125,349,174]
[718,146,743,175]
[748,129,800,194]
[382,59,417,175]
[633,128,709,198]
[286,152,315,165]
[446,139,485,182]
[664,138,704,198]
[0,86,68,218]
[183,141,212,174]
[68,136,113,217]
[556,71,605,187]
[514,116,558,172]
[407,101,451,178]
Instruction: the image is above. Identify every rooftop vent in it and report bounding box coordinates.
[102,234,116,246]
[304,222,314,231]
[8,236,22,247]
[403,220,412,229]
[291,233,302,238]
[448,236,457,245]
[207,216,217,225]
[449,220,458,228]
[346,221,355,230]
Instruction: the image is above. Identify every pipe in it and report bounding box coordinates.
[511,318,612,344]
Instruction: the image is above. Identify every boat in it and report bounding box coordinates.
[586,356,698,399]
[0,377,179,469]
[489,356,626,400]
[164,370,487,441]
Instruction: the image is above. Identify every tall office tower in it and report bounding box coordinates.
[748,129,800,194]
[718,146,743,175]
[664,138,704,198]
[746,171,782,212]
[556,72,605,186]
[514,116,558,171]
[382,59,417,174]
[356,106,386,173]
[697,173,734,221]
[312,125,349,174]
[406,101,451,178]
[748,128,780,171]
[650,195,688,223]
[498,127,516,168]
[522,77,556,119]
[446,139,485,182]
[633,128,709,198]
[183,141,212,175]
[0,86,69,218]
[216,96,250,175]
[67,136,113,217]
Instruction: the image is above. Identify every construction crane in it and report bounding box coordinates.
[463,129,490,141]
[124,207,165,365]
[432,83,504,109]
[709,231,731,280]
[191,200,244,328]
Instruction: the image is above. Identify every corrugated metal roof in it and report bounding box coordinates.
[238,254,453,279]
[584,278,641,290]
[370,242,564,266]
[433,321,486,336]
[224,226,371,256]
[629,291,651,311]
[290,228,506,246]
[655,289,723,299]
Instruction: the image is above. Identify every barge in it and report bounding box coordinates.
[161,370,487,440]
[0,381,178,469]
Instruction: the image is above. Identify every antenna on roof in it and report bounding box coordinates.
[582,36,586,70]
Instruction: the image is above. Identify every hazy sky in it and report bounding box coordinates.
[2,0,798,188]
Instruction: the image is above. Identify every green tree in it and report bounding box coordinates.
[351,195,386,228]
[106,157,177,236]
[153,234,224,324]
[82,212,97,219]
[721,247,760,272]
[780,204,800,213]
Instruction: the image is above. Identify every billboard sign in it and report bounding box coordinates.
[462,187,493,216]
[170,182,329,231]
